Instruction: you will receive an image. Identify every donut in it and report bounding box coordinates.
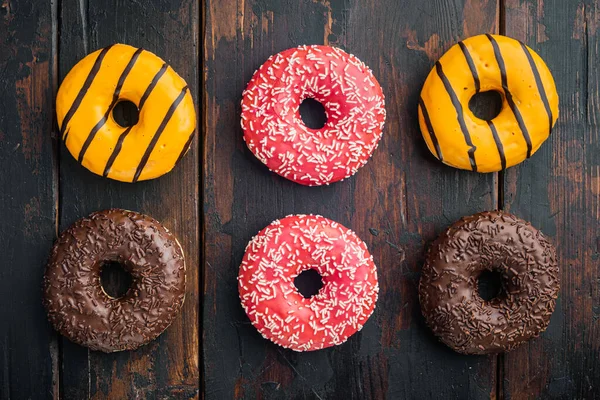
[42,209,186,352]
[418,34,559,172]
[241,45,386,186]
[419,211,559,354]
[238,215,379,351]
[56,44,196,182]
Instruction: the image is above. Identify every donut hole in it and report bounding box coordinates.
[112,100,140,127]
[299,98,327,129]
[100,261,133,299]
[477,269,505,302]
[469,90,503,121]
[294,268,324,298]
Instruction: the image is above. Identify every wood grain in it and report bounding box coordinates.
[0,0,58,398]
[57,0,199,398]
[203,1,499,398]
[502,0,600,399]
[2,0,599,398]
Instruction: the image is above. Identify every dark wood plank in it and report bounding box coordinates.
[203,1,499,398]
[0,0,58,399]
[58,0,199,398]
[502,0,600,398]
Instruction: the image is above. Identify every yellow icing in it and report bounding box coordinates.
[419,34,559,173]
[56,44,196,182]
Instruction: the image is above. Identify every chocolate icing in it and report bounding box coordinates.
[486,34,533,158]
[419,211,559,354]
[42,209,186,352]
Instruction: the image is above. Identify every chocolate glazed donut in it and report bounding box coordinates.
[43,209,186,352]
[419,211,559,354]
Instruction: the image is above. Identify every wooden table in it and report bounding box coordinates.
[1,0,598,399]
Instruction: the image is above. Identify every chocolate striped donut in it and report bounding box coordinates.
[418,34,559,172]
[56,44,196,182]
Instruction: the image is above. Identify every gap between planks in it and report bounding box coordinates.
[51,0,62,398]
[496,2,506,399]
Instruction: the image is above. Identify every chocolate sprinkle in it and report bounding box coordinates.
[418,211,559,354]
[42,209,186,352]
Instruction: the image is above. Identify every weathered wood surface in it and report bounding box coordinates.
[502,1,600,399]
[203,1,500,399]
[2,0,600,398]
[0,1,58,399]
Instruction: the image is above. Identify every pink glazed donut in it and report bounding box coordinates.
[238,215,379,351]
[241,45,386,186]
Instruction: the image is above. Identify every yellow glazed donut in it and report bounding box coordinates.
[418,34,558,172]
[57,44,196,182]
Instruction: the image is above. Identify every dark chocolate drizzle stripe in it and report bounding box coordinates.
[435,61,477,171]
[138,63,168,110]
[101,62,168,176]
[520,41,553,137]
[78,48,144,163]
[132,86,189,182]
[63,128,70,144]
[418,97,443,161]
[487,120,506,170]
[458,41,480,93]
[60,45,113,139]
[102,126,134,177]
[174,131,196,166]
[486,34,533,158]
